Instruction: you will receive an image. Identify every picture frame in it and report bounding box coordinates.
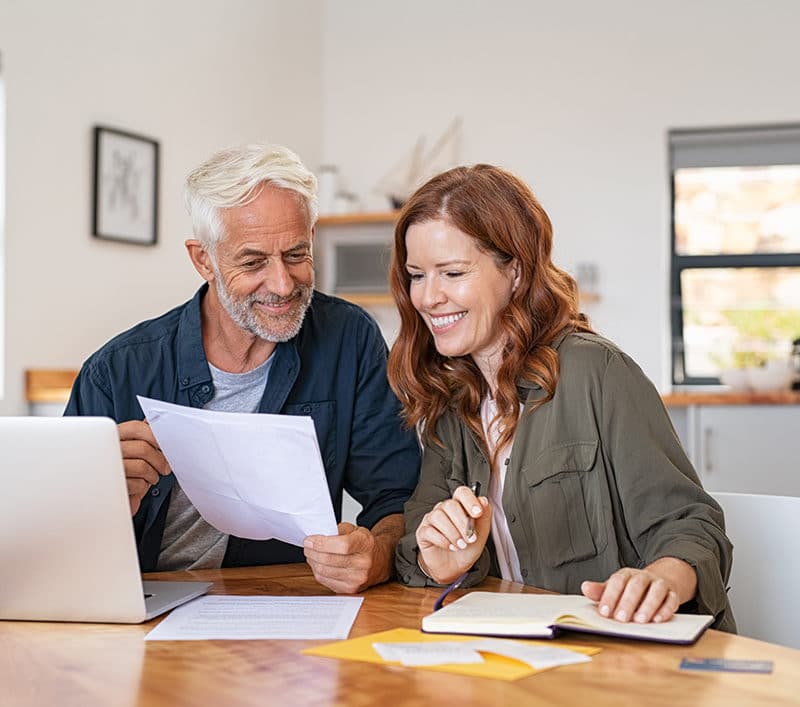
[92,125,159,245]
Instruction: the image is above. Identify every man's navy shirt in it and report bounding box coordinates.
[65,285,421,571]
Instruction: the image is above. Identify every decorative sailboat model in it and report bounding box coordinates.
[375,117,463,209]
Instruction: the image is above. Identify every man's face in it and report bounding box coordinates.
[209,185,314,342]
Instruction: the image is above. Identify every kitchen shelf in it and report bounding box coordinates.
[317,211,398,227]
[25,368,78,403]
[337,290,599,309]
[335,292,396,308]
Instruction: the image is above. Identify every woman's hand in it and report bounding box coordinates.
[416,485,492,585]
[581,557,698,624]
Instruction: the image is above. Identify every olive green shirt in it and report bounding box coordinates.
[396,333,736,632]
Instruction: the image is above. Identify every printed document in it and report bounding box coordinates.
[137,396,338,545]
[145,595,363,640]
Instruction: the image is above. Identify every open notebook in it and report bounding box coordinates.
[422,592,714,645]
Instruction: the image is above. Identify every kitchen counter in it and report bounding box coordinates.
[662,390,800,406]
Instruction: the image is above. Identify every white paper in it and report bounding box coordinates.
[372,641,485,666]
[371,639,591,669]
[137,396,338,545]
[469,638,592,669]
[145,595,363,641]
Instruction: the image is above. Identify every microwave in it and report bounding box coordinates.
[314,223,393,294]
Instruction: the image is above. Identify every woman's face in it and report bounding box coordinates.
[405,219,517,375]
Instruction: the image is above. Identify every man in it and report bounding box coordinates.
[65,143,420,594]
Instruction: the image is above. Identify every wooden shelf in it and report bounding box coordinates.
[338,291,597,309]
[336,292,396,308]
[25,369,78,403]
[317,211,398,226]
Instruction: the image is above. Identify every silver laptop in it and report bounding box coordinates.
[0,416,211,623]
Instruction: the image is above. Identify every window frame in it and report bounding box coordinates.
[669,124,800,385]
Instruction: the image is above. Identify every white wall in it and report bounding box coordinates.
[0,0,323,414]
[321,0,800,388]
[2,0,799,413]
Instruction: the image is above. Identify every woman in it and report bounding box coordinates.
[389,164,734,631]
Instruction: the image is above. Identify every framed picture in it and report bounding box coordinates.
[92,125,159,245]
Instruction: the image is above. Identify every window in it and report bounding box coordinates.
[670,125,800,384]
[0,54,5,397]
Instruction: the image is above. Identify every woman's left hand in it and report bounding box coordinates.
[580,557,697,624]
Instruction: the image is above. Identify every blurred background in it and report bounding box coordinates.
[1,0,799,415]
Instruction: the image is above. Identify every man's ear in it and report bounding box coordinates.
[185,239,215,283]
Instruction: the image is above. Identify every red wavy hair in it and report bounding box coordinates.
[387,164,593,465]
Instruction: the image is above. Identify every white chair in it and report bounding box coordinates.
[711,492,800,648]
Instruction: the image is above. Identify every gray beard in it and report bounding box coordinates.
[213,270,314,343]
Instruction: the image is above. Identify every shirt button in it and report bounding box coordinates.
[509,514,516,523]
[301,404,312,414]
[404,575,410,583]
[181,377,189,385]
[151,488,160,497]
[521,569,528,578]
[201,384,210,393]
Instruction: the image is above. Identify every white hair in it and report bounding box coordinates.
[184,143,318,251]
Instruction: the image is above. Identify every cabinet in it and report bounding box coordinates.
[666,402,800,497]
[315,211,397,308]
[314,212,400,347]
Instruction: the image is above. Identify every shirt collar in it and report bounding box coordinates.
[516,330,570,395]
[176,284,212,391]
[175,284,302,404]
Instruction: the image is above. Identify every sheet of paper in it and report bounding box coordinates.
[145,595,363,641]
[373,641,485,666]
[470,638,592,669]
[137,396,338,545]
[371,638,591,669]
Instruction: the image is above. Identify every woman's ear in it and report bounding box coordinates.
[511,260,521,291]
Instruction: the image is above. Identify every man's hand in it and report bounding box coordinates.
[581,557,698,624]
[303,513,404,594]
[118,420,171,516]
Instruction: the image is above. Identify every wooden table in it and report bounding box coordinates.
[2,564,798,706]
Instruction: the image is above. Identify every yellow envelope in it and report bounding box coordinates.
[302,628,600,681]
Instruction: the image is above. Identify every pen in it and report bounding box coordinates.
[465,481,481,542]
[432,481,483,612]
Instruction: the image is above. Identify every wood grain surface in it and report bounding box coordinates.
[2,564,798,706]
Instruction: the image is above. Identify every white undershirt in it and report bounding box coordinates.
[481,396,524,583]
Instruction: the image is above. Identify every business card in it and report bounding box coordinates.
[679,658,774,674]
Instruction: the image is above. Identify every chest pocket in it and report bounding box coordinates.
[284,401,337,471]
[521,440,605,568]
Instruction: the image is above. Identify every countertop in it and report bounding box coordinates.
[662,390,800,406]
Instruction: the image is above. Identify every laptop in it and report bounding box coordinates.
[0,416,211,623]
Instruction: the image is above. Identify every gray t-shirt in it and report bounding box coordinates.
[155,354,275,571]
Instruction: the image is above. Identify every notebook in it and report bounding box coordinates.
[422,592,714,645]
[0,416,211,623]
